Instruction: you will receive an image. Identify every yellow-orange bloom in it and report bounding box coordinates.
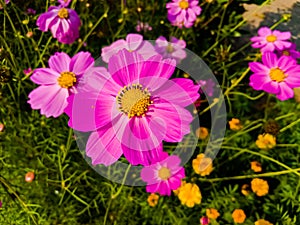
[251,161,262,172]
[206,208,220,220]
[229,118,243,131]
[256,133,276,149]
[177,183,202,207]
[251,178,269,196]
[255,219,273,225]
[195,127,209,140]
[147,193,159,207]
[232,209,246,223]
[241,184,251,196]
[192,153,213,176]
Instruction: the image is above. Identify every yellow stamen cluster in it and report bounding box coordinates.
[269,68,286,83]
[57,8,69,19]
[266,34,277,42]
[179,0,189,9]
[57,71,76,88]
[158,167,171,180]
[116,84,152,118]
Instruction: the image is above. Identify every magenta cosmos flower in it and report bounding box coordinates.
[101,33,156,63]
[155,36,186,64]
[141,154,185,196]
[36,5,81,44]
[276,43,300,60]
[28,52,94,117]
[65,50,199,166]
[250,27,292,53]
[166,0,201,28]
[249,52,300,101]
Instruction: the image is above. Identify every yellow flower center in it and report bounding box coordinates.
[282,50,290,56]
[166,44,174,53]
[269,68,286,82]
[116,84,152,118]
[57,8,69,19]
[57,71,76,88]
[158,167,171,180]
[179,0,189,9]
[266,34,277,42]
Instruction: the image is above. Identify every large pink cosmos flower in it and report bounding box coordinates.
[141,154,185,196]
[155,36,186,64]
[65,50,199,166]
[28,52,94,117]
[36,5,81,44]
[101,33,156,63]
[166,0,201,28]
[250,27,292,53]
[249,52,300,101]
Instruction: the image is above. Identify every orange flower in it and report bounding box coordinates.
[229,118,243,131]
[255,134,276,150]
[255,219,273,225]
[206,208,220,220]
[177,183,202,207]
[25,171,35,182]
[192,153,213,176]
[251,161,262,172]
[195,127,209,140]
[241,184,251,196]
[147,193,159,207]
[232,209,246,223]
[251,178,269,196]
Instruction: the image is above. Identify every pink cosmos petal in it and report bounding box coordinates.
[274,41,292,50]
[258,27,272,36]
[171,49,187,61]
[285,68,300,88]
[261,43,275,52]
[30,68,60,85]
[277,82,294,100]
[262,81,280,94]
[36,7,58,31]
[154,78,199,107]
[249,62,269,73]
[28,85,60,109]
[251,42,266,49]
[40,88,69,117]
[58,0,71,7]
[136,41,157,60]
[249,74,271,90]
[192,5,201,15]
[48,52,71,73]
[273,30,291,40]
[69,52,94,76]
[86,129,123,166]
[140,165,157,184]
[250,36,265,42]
[126,34,143,51]
[187,8,196,21]
[155,36,168,48]
[262,52,277,68]
[165,155,181,169]
[277,56,295,70]
[101,40,128,63]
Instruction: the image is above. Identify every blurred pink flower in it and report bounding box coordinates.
[26,8,36,15]
[141,154,185,196]
[65,50,199,166]
[23,68,33,76]
[249,51,300,101]
[135,21,152,32]
[101,33,156,63]
[155,36,186,64]
[276,43,300,60]
[58,0,71,7]
[200,216,210,225]
[166,0,201,28]
[250,27,292,53]
[198,79,215,97]
[28,52,94,117]
[36,6,81,44]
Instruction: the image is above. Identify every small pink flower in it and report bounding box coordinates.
[36,5,81,44]
[135,21,152,32]
[0,123,4,132]
[250,27,292,53]
[28,52,94,117]
[249,52,300,101]
[23,68,33,76]
[166,0,201,28]
[276,43,300,60]
[155,36,186,64]
[101,33,156,63]
[26,8,36,15]
[198,79,215,97]
[141,154,185,196]
[200,216,210,225]
[58,0,72,7]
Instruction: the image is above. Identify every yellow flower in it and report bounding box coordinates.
[178,183,202,207]
[241,184,251,196]
[251,178,269,196]
[255,219,273,225]
[173,180,186,196]
[147,193,159,207]
[206,208,220,220]
[192,154,213,176]
[229,118,243,131]
[255,133,276,150]
[195,127,209,140]
[232,209,246,223]
[251,161,262,172]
